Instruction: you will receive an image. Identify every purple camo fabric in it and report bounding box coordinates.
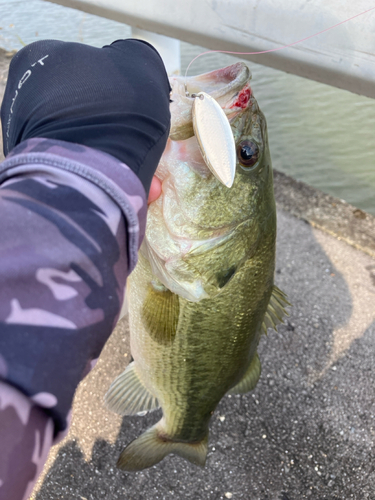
[0,137,147,500]
[0,381,54,500]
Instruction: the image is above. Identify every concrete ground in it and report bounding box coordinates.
[0,50,374,500]
[28,207,375,500]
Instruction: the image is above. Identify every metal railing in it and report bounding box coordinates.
[43,0,375,99]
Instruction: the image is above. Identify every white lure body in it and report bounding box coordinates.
[192,92,236,188]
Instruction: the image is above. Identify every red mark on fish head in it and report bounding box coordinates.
[230,85,252,109]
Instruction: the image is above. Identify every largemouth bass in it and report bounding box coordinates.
[105,62,289,471]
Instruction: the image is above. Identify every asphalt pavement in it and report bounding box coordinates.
[28,187,375,500]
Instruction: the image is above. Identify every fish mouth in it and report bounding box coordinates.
[171,62,251,103]
[169,62,252,141]
[169,63,252,188]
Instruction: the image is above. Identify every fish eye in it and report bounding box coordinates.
[237,140,260,169]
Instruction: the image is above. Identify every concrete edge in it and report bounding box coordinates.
[273,169,375,259]
[0,47,17,59]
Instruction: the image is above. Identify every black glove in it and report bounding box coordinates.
[1,38,171,195]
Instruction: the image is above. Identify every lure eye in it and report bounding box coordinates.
[237,140,259,169]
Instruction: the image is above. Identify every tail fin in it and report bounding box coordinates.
[117,423,208,471]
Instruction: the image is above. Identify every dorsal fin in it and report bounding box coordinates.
[262,285,291,335]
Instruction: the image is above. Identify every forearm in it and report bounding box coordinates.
[0,138,147,499]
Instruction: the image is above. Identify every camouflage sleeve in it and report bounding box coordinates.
[0,381,54,500]
[0,138,147,500]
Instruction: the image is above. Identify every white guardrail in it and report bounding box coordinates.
[44,0,375,99]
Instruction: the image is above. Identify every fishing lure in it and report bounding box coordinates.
[191,92,236,188]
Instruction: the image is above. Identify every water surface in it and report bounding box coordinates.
[1,0,374,214]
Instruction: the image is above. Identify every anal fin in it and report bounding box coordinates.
[105,362,159,416]
[228,353,261,394]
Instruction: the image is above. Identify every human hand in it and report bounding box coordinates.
[1,38,171,196]
[148,176,162,204]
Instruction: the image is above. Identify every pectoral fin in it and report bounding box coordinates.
[142,283,180,345]
[228,352,261,394]
[262,285,291,334]
[105,362,159,416]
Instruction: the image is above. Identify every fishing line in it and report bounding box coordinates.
[184,6,375,96]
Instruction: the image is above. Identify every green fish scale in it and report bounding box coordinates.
[128,85,277,446]
[129,214,275,443]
